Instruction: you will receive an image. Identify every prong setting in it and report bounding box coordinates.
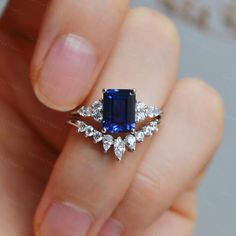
[130,89,136,95]
[102,88,107,94]
[68,89,163,160]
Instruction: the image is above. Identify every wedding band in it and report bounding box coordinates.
[67,89,163,160]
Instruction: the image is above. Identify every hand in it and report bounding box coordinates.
[0,1,224,236]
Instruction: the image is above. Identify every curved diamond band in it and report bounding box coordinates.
[67,89,163,160]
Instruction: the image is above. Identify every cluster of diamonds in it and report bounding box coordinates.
[73,100,103,123]
[73,100,161,123]
[74,119,160,160]
[70,100,162,160]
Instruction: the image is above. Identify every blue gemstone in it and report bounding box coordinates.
[103,89,136,133]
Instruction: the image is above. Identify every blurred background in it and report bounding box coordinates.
[0,0,235,235]
[131,0,236,235]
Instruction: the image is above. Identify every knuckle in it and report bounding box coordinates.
[117,168,170,229]
[131,168,165,204]
[177,78,224,123]
[174,78,225,145]
[126,7,180,46]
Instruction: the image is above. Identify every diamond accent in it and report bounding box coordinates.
[103,135,113,152]
[92,100,103,112]
[125,134,136,151]
[78,106,92,117]
[136,101,147,111]
[85,125,94,137]
[135,131,145,143]
[68,90,163,160]
[147,106,161,118]
[91,100,103,123]
[114,137,126,160]
[93,112,103,122]
[135,112,146,123]
[77,121,87,133]
[135,101,147,122]
[149,121,159,132]
[143,126,153,136]
[93,130,103,143]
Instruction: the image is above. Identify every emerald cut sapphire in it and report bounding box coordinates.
[102,89,136,133]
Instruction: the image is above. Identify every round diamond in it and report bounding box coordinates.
[91,100,103,122]
[147,106,161,118]
[125,134,136,151]
[136,101,147,122]
[103,135,113,152]
[78,106,92,117]
[143,126,152,136]
[92,100,103,112]
[77,121,87,133]
[93,130,103,143]
[93,111,103,122]
[135,111,146,122]
[135,131,145,143]
[136,101,147,111]
[149,121,159,132]
[85,125,94,137]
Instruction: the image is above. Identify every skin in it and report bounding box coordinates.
[0,1,224,236]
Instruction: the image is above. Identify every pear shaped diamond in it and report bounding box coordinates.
[114,137,126,160]
[125,134,136,151]
[103,135,113,152]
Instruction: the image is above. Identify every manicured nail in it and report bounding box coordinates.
[40,202,93,236]
[35,34,97,111]
[98,218,123,236]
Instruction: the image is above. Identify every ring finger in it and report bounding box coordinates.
[34,7,180,236]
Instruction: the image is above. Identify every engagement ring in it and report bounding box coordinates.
[67,89,163,160]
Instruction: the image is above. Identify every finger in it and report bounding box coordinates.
[0,0,47,38]
[131,188,198,236]
[110,78,224,234]
[30,0,129,111]
[34,8,180,236]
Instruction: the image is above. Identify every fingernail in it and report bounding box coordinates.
[35,34,97,111]
[98,218,124,236]
[40,202,93,236]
